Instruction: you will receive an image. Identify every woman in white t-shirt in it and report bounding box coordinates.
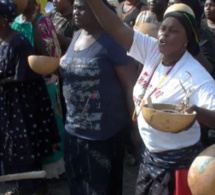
[86,1,215,195]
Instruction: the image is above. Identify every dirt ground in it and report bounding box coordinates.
[0,163,139,195]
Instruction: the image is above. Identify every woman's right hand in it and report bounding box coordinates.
[31,3,41,25]
[87,0,134,52]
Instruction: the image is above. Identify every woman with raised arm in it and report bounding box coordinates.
[87,1,215,195]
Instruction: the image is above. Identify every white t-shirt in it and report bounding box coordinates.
[128,31,215,152]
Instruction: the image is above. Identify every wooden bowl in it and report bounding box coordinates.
[141,103,196,133]
[28,55,60,75]
[188,144,215,195]
[11,0,28,14]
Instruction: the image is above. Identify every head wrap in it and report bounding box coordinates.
[176,0,202,28]
[0,0,17,23]
[35,0,47,15]
[163,3,200,56]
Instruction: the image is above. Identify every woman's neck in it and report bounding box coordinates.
[162,52,185,66]
[81,25,104,37]
[207,19,215,28]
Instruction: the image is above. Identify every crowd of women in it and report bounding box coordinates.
[1,0,215,195]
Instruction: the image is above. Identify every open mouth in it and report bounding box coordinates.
[159,38,167,45]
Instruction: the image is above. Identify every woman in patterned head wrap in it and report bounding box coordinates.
[0,0,61,195]
[10,0,66,186]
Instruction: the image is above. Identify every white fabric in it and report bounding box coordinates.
[45,2,54,13]
[42,157,65,179]
[128,30,215,152]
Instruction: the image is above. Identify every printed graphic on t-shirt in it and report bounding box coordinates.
[61,57,103,131]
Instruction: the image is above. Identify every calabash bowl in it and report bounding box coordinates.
[188,144,215,195]
[141,103,196,133]
[28,55,60,75]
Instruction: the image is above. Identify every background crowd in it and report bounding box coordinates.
[0,0,215,195]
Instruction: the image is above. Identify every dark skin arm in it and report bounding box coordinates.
[187,105,215,130]
[114,62,143,153]
[114,62,137,119]
[31,4,49,56]
[87,0,143,150]
[57,34,72,50]
[87,0,134,51]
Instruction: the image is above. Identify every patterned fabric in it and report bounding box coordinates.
[60,30,134,140]
[0,34,60,175]
[121,1,146,25]
[64,129,125,195]
[134,11,162,29]
[0,0,17,23]
[11,14,64,166]
[135,142,202,195]
[49,11,74,55]
[136,163,175,195]
[11,15,61,57]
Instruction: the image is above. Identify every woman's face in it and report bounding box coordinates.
[73,0,95,28]
[204,0,215,21]
[158,17,188,58]
[53,0,71,13]
[148,0,169,14]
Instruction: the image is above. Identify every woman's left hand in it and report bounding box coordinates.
[186,105,215,130]
[186,104,199,114]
